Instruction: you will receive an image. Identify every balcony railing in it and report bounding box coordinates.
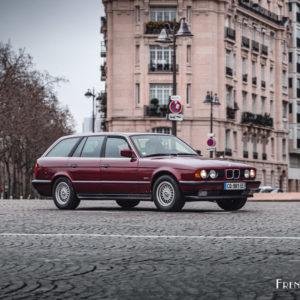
[242,112,273,127]
[253,152,258,159]
[261,44,268,56]
[227,107,236,119]
[243,74,248,82]
[262,153,267,160]
[144,105,168,117]
[149,63,178,72]
[101,17,107,33]
[297,88,300,98]
[225,148,232,156]
[225,27,236,40]
[101,41,106,57]
[297,38,300,48]
[242,36,250,48]
[101,65,106,81]
[243,151,248,158]
[238,0,286,25]
[298,139,300,149]
[261,80,266,88]
[145,21,179,34]
[297,63,300,73]
[297,113,300,123]
[297,12,300,23]
[226,67,233,76]
[252,40,259,52]
[252,77,257,85]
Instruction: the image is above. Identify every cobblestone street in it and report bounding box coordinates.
[0,200,299,299]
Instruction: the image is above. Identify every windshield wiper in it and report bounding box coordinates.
[169,153,198,156]
[143,153,171,157]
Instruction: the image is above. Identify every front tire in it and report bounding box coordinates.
[52,177,80,210]
[216,198,247,211]
[153,175,185,212]
[116,199,140,209]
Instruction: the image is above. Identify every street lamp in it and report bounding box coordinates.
[155,18,193,136]
[203,91,221,158]
[84,88,102,133]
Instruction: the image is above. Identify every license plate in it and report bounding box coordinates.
[224,182,246,190]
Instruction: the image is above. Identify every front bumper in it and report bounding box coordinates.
[180,180,260,201]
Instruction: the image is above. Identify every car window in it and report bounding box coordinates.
[72,137,87,157]
[47,137,80,157]
[81,136,104,158]
[105,137,130,158]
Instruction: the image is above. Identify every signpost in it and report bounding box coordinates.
[207,138,216,153]
[167,95,183,122]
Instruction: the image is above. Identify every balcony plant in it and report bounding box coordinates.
[150,98,160,115]
[145,21,179,34]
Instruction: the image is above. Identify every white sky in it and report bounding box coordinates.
[0,0,105,133]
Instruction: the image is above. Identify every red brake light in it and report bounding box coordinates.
[35,163,38,176]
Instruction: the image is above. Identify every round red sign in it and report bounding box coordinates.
[169,100,182,114]
[207,138,216,147]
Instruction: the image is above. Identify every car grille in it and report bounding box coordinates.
[226,169,240,179]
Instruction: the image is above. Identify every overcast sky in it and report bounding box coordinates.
[0,0,105,133]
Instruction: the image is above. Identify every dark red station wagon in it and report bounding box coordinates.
[32,133,260,212]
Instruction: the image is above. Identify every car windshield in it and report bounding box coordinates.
[131,134,198,157]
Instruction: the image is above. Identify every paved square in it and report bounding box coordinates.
[0,200,299,299]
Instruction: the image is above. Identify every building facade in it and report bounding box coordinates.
[101,0,290,190]
[287,0,300,191]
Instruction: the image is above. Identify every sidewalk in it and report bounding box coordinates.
[249,192,300,202]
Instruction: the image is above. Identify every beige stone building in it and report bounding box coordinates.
[101,0,291,190]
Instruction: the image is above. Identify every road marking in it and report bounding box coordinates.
[0,233,299,240]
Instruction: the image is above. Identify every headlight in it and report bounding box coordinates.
[244,169,250,179]
[209,170,217,179]
[195,169,208,179]
[250,169,256,178]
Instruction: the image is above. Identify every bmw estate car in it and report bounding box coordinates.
[32,133,260,212]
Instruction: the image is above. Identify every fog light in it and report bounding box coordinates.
[244,169,250,179]
[198,191,208,197]
[209,170,217,179]
[200,169,208,179]
[250,169,256,178]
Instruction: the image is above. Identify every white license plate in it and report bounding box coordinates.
[224,182,246,190]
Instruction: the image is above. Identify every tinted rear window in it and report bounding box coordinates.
[47,137,80,157]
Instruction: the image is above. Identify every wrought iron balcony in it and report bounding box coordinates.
[145,21,179,34]
[243,151,248,158]
[227,107,236,119]
[225,148,232,156]
[297,38,300,48]
[252,77,257,85]
[242,36,250,48]
[149,63,178,72]
[242,74,248,82]
[298,139,300,149]
[144,105,168,117]
[238,0,286,25]
[261,80,266,88]
[226,67,233,76]
[253,152,258,159]
[101,41,106,57]
[101,17,107,34]
[297,12,300,23]
[297,113,300,123]
[262,153,267,160]
[101,65,106,81]
[225,27,236,41]
[297,63,300,73]
[252,40,259,52]
[261,45,268,56]
[297,88,300,98]
[242,112,273,127]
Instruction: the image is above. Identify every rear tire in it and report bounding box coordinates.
[153,175,185,212]
[216,198,247,211]
[52,177,80,210]
[116,199,140,209]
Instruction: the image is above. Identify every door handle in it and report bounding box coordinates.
[71,164,77,168]
[101,164,110,168]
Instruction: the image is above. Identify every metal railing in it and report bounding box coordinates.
[242,36,250,48]
[225,27,236,40]
[242,112,273,127]
[149,63,178,72]
[252,40,259,52]
[261,44,268,56]
[144,105,168,117]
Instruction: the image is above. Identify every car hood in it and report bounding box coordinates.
[144,156,254,169]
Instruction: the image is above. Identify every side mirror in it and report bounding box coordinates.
[120,149,135,158]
